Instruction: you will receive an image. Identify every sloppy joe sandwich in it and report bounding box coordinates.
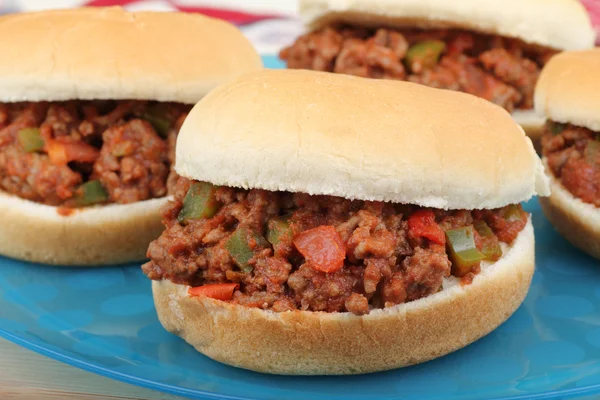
[536,49,600,259]
[0,7,261,265]
[280,0,595,140]
[143,69,549,375]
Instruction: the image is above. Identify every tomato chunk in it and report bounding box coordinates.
[447,33,474,55]
[293,225,346,273]
[408,209,446,245]
[188,283,239,301]
[46,139,100,166]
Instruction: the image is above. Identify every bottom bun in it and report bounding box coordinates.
[0,190,166,266]
[152,218,535,375]
[512,109,545,151]
[539,160,600,259]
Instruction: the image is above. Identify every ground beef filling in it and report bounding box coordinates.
[542,121,600,207]
[0,101,191,207]
[279,26,557,112]
[142,178,529,315]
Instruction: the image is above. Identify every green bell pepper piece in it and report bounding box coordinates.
[266,217,292,246]
[446,225,485,277]
[178,182,221,224]
[17,128,44,153]
[473,220,493,237]
[503,204,523,222]
[75,180,108,206]
[473,220,503,261]
[142,105,172,137]
[226,227,268,273]
[550,122,567,135]
[405,40,446,73]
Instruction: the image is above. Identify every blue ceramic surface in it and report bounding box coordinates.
[0,57,599,399]
[1,200,599,400]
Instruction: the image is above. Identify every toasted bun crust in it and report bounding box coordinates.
[300,0,595,51]
[152,218,534,375]
[177,70,549,210]
[0,191,166,265]
[0,7,262,103]
[539,160,600,259]
[535,49,600,132]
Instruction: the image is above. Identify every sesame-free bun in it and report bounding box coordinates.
[535,51,600,259]
[0,7,262,265]
[153,218,534,375]
[512,110,546,149]
[0,7,262,103]
[297,1,594,141]
[0,192,165,266]
[300,0,595,51]
[535,49,600,132]
[539,160,600,259]
[177,69,549,210]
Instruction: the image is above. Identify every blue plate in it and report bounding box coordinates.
[1,201,600,400]
[1,57,600,399]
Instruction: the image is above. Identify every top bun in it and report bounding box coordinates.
[0,7,262,103]
[177,69,549,210]
[535,49,600,131]
[300,0,595,51]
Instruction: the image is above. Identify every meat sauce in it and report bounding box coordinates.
[280,27,557,112]
[542,121,600,207]
[0,101,191,208]
[142,178,529,315]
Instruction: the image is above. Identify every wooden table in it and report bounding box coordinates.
[0,338,185,400]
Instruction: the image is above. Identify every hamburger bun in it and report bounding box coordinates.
[297,0,595,144]
[535,50,600,259]
[177,69,549,209]
[535,49,600,132]
[0,7,262,266]
[0,7,262,103]
[153,219,534,375]
[300,0,595,51]
[0,192,165,266]
[151,70,548,374]
[539,161,600,259]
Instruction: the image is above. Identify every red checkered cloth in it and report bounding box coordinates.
[0,0,303,55]
[581,0,600,44]
[84,0,283,24]
[77,0,303,54]
[2,0,599,50]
